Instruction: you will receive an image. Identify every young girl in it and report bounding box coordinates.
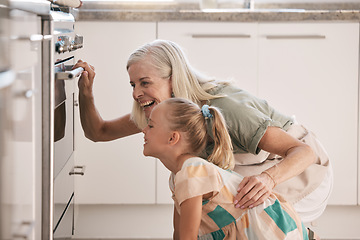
[142,98,313,240]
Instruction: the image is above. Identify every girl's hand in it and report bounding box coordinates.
[233,172,275,209]
[73,60,96,96]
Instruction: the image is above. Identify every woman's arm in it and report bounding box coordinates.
[74,60,141,141]
[179,195,203,240]
[234,126,316,209]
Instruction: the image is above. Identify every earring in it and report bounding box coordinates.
[171,92,175,98]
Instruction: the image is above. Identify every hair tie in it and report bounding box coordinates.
[201,105,213,119]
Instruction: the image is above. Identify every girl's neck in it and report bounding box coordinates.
[160,153,195,174]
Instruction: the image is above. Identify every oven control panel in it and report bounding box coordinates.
[55,34,83,53]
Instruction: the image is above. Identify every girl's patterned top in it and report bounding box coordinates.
[169,157,308,240]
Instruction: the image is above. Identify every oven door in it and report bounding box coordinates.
[53,56,82,178]
[53,56,83,238]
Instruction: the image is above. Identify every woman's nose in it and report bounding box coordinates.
[133,86,143,99]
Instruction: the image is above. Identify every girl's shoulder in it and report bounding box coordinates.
[182,157,209,167]
[177,157,220,178]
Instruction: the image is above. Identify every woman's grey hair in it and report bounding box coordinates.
[127,39,227,129]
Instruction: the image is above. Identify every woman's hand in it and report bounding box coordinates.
[233,126,316,209]
[73,60,96,96]
[233,172,275,209]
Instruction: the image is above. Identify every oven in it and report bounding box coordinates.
[51,6,84,240]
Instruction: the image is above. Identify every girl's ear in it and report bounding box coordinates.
[168,131,180,145]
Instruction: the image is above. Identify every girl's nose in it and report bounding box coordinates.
[142,126,148,133]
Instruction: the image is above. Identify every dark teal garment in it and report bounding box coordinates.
[205,84,293,155]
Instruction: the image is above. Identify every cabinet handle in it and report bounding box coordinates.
[192,34,251,38]
[69,165,86,176]
[12,221,35,239]
[0,71,15,89]
[10,34,43,42]
[24,90,34,98]
[265,35,326,39]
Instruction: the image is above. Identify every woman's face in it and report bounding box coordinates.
[142,103,171,158]
[128,59,172,119]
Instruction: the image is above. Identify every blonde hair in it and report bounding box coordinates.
[163,98,234,170]
[127,39,228,129]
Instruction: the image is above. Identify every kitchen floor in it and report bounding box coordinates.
[72,239,354,240]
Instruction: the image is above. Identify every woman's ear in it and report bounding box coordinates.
[168,131,180,145]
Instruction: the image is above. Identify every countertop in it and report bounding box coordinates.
[77,2,360,22]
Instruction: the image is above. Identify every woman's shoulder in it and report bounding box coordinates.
[210,84,260,106]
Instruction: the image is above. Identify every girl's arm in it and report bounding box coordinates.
[179,195,203,240]
[173,206,180,240]
[234,126,316,209]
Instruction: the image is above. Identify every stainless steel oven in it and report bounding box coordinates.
[51,7,84,240]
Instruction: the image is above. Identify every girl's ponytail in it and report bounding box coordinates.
[164,98,234,170]
[205,106,234,170]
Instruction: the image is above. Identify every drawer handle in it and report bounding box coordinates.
[13,221,35,239]
[69,165,86,176]
[265,35,326,39]
[192,34,251,38]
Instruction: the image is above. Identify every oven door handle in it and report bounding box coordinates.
[55,67,84,81]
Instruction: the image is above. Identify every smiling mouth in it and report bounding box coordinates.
[140,100,156,108]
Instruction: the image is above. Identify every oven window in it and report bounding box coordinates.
[54,60,75,178]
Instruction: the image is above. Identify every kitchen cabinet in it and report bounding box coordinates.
[74,21,359,206]
[74,22,157,204]
[158,22,259,94]
[157,21,359,205]
[257,22,359,205]
[3,9,42,239]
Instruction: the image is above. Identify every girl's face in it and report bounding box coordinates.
[142,103,172,158]
[128,59,172,119]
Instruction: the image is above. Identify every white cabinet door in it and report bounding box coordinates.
[5,9,42,239]
[157,22,258,204]
[74,22,157,204]
[258,22,359,205]
[158,22,258,94]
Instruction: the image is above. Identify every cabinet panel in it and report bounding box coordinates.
[156,161,172,204]
[258,22,359,205]
[158,22,258,94]
[4,9,42,240]
[74,22,157,204]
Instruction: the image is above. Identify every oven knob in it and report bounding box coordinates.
[74,34,83,50]
[55,40,64,53]
[62,36,71,52]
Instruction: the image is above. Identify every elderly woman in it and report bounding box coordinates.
[74,39,332,224]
